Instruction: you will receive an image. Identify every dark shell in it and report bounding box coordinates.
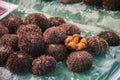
[46,44,68,61]
[25,13,50,31]
[61,0,82,4]
[66,51,93,72]
[43,27,66,44]
[83,0,102,6]
[86,36,108,55]
[18,32,45,57]
[98,31,120,46]
[49,17,66,27]
[103,0,120,11]
[0,45,13,66]
[6,52,33,73]
[0,25,9,38]
[32,55,56,76]
[59,23,80,36]
[16,24,42,38]
[1,16,23,34]
[0,34,19,51]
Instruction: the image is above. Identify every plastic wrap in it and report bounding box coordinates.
[0,0,120,80]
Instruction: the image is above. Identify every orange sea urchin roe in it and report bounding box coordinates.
[65,34,87,50]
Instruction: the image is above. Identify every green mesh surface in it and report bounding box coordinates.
[0,0,120,80]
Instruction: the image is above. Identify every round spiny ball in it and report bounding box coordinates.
[0,34,19,51]
[16,24,42,37]
[83,0,102,6]
[18,32,45,57]
[6,52,33,73]
[25,13,50,31]
[98,31,120,46]
[49,17,66,27]
[32,55,57,76]
[103,0,120,11]
[46,44,68,61]
[0,45,13,65]
[59,23,80,36]
[66,51,93,72]
[43,27,66,44]
[86,36,108,55]
[0,25,9,38]
[1,16,23,34]
[61,0,82,4]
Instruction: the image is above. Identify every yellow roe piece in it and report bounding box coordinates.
[65,36,73,43]
[72,37,79,44]
[68,42,76,48]
[80,38,87,45]
[72,34,80,38]
[76,42,86,50]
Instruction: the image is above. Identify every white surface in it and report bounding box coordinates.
[0,0,18,20]
[109,68,120,80]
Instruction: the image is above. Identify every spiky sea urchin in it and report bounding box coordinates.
[103,0,120,11]
[25,13,50,31]
[0,34,19,51]
[16,24,42,38]
[0,45,13,65]
[43,27,66,44]
[0,25,9,38]
[49,17,66,27]
[86,36,108,55]
[98,31,120,46]
[46,44,68,61]
[32,55,57,76]
[18,32,45,57]
[66,51,93,72]
[6,52,33,73]
[1,16,23,34]
[59,23,81,36]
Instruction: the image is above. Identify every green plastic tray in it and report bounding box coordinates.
[0,0,120,80]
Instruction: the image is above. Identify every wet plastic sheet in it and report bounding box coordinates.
[0,0,120,80]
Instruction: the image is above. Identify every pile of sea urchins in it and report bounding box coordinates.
[60,0,120,11]
[0,13,119,76]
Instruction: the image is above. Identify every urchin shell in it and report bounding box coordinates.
[0,45,13,65]
[16,24,42,37]
[61,0,82,4]
[98,31,120,46]
[49,17,66,27]
[0,25,9,38]
[25,13,50,31]
[0,34,19,51]
[1,16,23,34]
[66,51,93,72]
[46,44,68,61]
[83,0,102,6]
[18,32,45,57]
[86,36,108,55]
[32,55,57,76]
[59,23,80,36]
[43,27,66,44]
[6,52,33,73]
[103,0,120,11]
